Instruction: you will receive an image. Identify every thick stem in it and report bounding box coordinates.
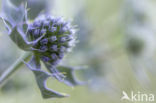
[0,52,31,87]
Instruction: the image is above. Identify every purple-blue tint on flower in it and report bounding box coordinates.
[41,56,50,62]
[49,27,57,32]
[50,36,57,42]
[33,29,40,38]
[58,53,64,59]
[40,45,48,52]
[66,34,73,40]
[59,37,66,43]
[28,16,76,67]
[40,29,47,34]
[51,53,58,60]
[33,20,42,27]
[43,20,50,27]
[59,46,66,52]
[28,28,33,34]
[60,26,68,33]
[40,38,48,45]
[50,45,58,51]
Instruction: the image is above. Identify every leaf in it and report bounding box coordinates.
[57,66,84,86]
[0,17,12,33]
[44,63,84,87]
[23,56,68,98]
[2,0,25,26]
[44,63,66,83]
[9,26,32,51]
[33,70,69,98]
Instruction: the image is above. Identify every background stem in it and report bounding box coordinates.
[0,52,31,88]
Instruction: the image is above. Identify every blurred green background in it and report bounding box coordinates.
[0,0,156,103]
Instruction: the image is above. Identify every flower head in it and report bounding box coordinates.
[28,16,76,66]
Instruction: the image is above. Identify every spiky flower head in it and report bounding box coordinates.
[28,16,76,66]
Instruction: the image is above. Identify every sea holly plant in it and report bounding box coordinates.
[0,0,83,98]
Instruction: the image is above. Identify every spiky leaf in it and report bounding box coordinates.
[24,56,69,98]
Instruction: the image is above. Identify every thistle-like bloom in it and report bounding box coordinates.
[27,16,76,67]
[1,1,82,99]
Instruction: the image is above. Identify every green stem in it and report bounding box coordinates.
[0,52,31,87]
